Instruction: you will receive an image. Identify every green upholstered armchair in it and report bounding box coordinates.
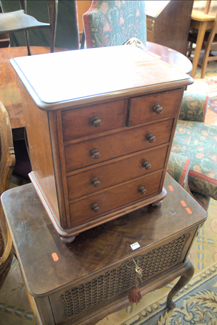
[167,92,217,210]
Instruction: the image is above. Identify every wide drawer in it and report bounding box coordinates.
[67,145,168,200]
[68,171,163,227]
[62,99,126,142]
[65,119,173,172]
[128,89,183,126]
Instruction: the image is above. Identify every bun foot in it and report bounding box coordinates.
[60,234,77,243]
[152,200,162,207]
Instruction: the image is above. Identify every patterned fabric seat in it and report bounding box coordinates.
[168,92,217,210]
[83,0,146,48]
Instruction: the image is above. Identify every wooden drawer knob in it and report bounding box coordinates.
[91,177,101,187]
[142,160,151,170]
[152,104,163,114]
[90,148,101,159]
[138,186,147,195]
[92,203,99,212]
[146,133,156,143]
[90,116,102,127]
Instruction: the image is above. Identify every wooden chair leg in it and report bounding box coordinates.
[201,37,213,78]
[201,15,217,78]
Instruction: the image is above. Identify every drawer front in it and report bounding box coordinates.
[69,171,162,227]
[62,99,126,142]
[67,145,168,200]
[128,89,183,126]
[65,119,173,172]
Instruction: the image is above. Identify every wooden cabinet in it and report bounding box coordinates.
[11,45,192,242]
[146,0,194,54]
[1,174,207,325]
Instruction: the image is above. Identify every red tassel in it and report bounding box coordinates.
[128,285,142,305]
[128,259,143,305]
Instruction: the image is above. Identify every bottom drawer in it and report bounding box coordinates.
[69,171,163,227]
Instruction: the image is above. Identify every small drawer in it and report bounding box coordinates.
[64,119,173,172]
[62,99,126,142]
[67,145,168,200]
[69,171,163,227]
[128,89,183,126]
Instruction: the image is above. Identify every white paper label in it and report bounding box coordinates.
[130,242,140,250]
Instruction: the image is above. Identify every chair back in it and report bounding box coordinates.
[83,0,146,48]
[0,0,57,53]
[0,0,79,51]
[0,102,15,289]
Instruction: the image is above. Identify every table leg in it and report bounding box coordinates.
[166,259,194,309]
[190,22,208,78]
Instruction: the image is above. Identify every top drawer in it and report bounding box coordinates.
[62,99,126,142]
[128,89,183,126]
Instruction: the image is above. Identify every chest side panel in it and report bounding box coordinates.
[18,81,59,224]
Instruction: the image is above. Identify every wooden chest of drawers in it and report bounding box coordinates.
[11,45,192,242]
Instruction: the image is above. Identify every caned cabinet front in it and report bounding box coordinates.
[11,46,192,241]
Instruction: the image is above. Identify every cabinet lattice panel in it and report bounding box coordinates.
[59,233,188,318]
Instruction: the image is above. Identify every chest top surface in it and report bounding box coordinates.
[10,45,192,110]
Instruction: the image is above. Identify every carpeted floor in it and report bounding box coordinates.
[0,58,217,325]
[187,59,217,114]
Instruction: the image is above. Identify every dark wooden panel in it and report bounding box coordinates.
[146,0,194,54]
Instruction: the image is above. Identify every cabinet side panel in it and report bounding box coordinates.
[18,81,60,224]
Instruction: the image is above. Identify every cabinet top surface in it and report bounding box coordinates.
[1,174,206,296]
[10,45,192,110]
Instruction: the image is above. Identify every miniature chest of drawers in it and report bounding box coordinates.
[11,45,192,242]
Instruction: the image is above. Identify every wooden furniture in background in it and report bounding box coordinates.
[0,46,51,140]
[204,0,212,14]
[146,0,194,55]
[76,0,91,39]
[11,46,192,242]
[0,0,79,50]
[201,14,217,78]
[146,42,192,74]
[193,0,217,15]
[0,0,58,55]
[0,102,15,289]
[1,173,207,324]
[0,3,9,48]
[189,10,215,77]
[0,32,9,48]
